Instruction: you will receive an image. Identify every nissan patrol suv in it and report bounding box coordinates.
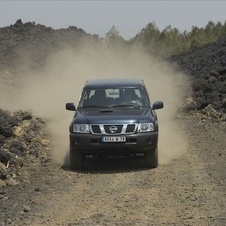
[66,79,163,170]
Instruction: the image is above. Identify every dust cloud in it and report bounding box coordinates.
[0,44,189,166]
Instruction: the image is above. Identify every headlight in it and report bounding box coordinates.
[137,123,154,132]
[73,124,90,133]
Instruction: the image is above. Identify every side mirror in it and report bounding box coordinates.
[66,102,76,111]
[152,101,164,110]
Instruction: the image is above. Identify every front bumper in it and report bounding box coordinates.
[69,132,158,154]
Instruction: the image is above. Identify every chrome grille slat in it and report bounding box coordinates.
[91,124,137,135]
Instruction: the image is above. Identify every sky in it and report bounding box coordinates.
[0,1,226,40]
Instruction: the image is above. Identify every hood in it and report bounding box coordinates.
[73,107,154,124]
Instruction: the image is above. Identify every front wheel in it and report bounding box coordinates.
[145,148,158,168]
[70,149,85,170]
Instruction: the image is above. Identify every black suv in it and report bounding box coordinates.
[66,79,163,170]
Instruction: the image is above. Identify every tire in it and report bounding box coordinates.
[145,148,158,168]
[70,149,84,170]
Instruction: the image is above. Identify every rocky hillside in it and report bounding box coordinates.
[0,19,99,73]
[170,39,226,113]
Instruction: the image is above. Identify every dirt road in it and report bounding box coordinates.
[1,112,226,226]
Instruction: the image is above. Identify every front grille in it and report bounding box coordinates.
[126,124,136,133]
[91,125,101,134]
[104,125,123,134]
[91,124,137,135]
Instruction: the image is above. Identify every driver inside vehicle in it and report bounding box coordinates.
[122,89,142,106]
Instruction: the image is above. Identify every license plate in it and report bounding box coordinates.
[101,136,126,142]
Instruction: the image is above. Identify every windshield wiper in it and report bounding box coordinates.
[82,105,111,108]
[112,104,141,108]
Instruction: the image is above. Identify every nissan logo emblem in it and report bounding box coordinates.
[109,126,117,133]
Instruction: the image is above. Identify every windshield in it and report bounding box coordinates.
[78,87,149,108]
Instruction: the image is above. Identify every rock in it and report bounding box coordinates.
[13,126,26,137]
[34,187,40,192]
[208,75,216,83]
[14,19,23,26]
[0,149,13,165]
[22,113,32,121]
[0,134,6,145]
[222,98,226,108]
[9,139,28,155]
[0,162,6,178]
[6,178,18,186]
[41,139,51,147]
[0,179,6,187]
[23,206,30,212]
[182,97,197,111]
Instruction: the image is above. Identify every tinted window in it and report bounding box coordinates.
[79,88,148,107]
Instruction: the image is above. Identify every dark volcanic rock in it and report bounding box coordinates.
[170,39,226,113]
[0,109,19,138]
[0,19,100,73]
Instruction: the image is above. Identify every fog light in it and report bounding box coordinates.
[75,138,81,144]
[146,137,152,143]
